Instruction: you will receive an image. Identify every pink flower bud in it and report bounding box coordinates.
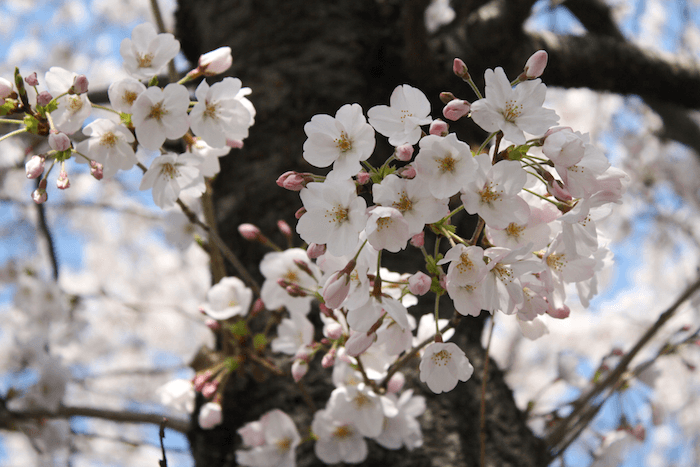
[277,220,292,238]
[32,187,47,204]
[56,170,70,190]
[25,155,45,179]
[294,207,306,219]
[442,99,471,121]
[322,271,351,309]
[69,74,89,94]
[408,271,431,296]
[399,165,416,179]
[318,303,333,318]
[429,119,449,136]
[201,380,219,399]
[37,91,53,107]
[306,242,326,259]
[24,72,39,87]
[438,273,447,290]
[226,138,244,149]
[524,50,548,79]
[325,322,343,340]
[547,305,570,319]
[395,144,414,162]
[291,360,308,382]
[439,91,455,104]
[250,298,265,317]
[356,171,371,184]
[276,171,312,191]
[198,47,233,76]
[631,424,645,442]
[286,285,306,297]
[205,318,221,331]
[548,179,572,202]
[90,160,104,180]
[345,331,376,357]
[238,223,262,241]
[48,131,71,152]
[453,58,470,80]
[198,402,223,429]
[410,232,424,248]
[387,372,405,394]
[321,348,336,368]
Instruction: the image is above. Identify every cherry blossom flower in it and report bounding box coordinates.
[131,83,190,150]
[271,313,314,355]
[190,77,255,148]
[200,276,253,320]
[296,179,367,257]
[44,67,92,134]
[139,152,204,209]
[374,389,425,450]
[119,22,180,80]
[260,248,320,315]
[302,103,375,180]
[157,379,195,413]
[312,408,368,464]
[0,77,12,105]
[414,133,476,199]
[419,342,474,393]
[470,67,558,144]
[236,409,300,467]
[346,294,409,333]
[460,153,530,229]
[368,84,432,146]
[372,174,449,236]
[75,118,137,178]
[198,402,223,429]
[365,206,410,253]
[327,383,388,437]
[107,78,147,113]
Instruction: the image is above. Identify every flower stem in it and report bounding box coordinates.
[0,126,28,143]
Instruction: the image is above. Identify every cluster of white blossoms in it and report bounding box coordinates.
[16,22,253,211]
[165,51,627,465]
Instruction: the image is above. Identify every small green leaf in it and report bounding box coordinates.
[253,333,268,352]
[229,320,249,337]
[148,76,159,87]
[120,112,132,126]
[23,114,39,134]
[45,100,58,114]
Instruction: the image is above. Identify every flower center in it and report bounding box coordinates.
[546,253,565,272]
[326,205,349,223]
[333,425,353,439]
[123,90,138,106]
[335,131,353,152]
[100,131,118,148]
[137,52,154,68]
[68,96,83,113]
[376,217,392,231]
[148,102,168,122]
[493,263,513,283]
[503,99,522,122]
[479,182,502,204]
[392,192,413,213]
[160,162,179,179]
[431,349,452,366]
[284,270,299,283]
[456,253,474,274]
[353,393,372,408]
[437,154,456,173]
[204,101,219,120]
[276,437,291,453]
[399,109,414,123]
[505,223,525,239]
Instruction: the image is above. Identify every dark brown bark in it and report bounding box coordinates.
[173,0,700,465]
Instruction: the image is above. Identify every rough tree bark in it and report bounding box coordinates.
[173,0,700,465]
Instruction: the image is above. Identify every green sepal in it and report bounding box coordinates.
[506,144,529,161]
[228,320,249,338]
[120,112,132,126]
[148,76,159,87]
[0,99,16,116]
[44,100,58,114]
[23,114,39,134]
[425,253,443,277]
[253,333,268,352]
[54,150,72,162]
[224,355,242,372]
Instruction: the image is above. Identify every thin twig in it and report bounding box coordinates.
[546,275,700,456]
[159,418,168,467]
[149,0,178,84]
[34,179,59,280]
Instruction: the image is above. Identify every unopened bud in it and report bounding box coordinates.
[321,348,336,368]
[306,242,326,259]
[399,165,416,179]
[24,72,39,87]
[453,58,470,80]
[410,232,424,248]
[205,318,221,331]
[197,46,233,76]
[201,380,218,399]
[408,271,431,296]
[318,303,334,318]
[32,187,47,204]
[250,298,265,317]
[356,170,371,184]
[286,285,307,297]
[322,271,351,309]
[395,144,414,162]
[547,305,570,319]
[49,131,71,152]
[345,331,376,357]
[429,119,449,136]
[294,207,306,219]
[226,138,244,149]
[37,91,53,107]
[293,259,315,277]
[25,155,45,179]
[291,360,308,382]
[90,160,104,180]
[277,219,292,239]
[276,171,312,191]
[68,74,89,94]
[523,50,548,79]
[442,99,471,121]
[56,170,70,190]
[238,223,262,241]
[439,91,456,104]
[387,372,405,394]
